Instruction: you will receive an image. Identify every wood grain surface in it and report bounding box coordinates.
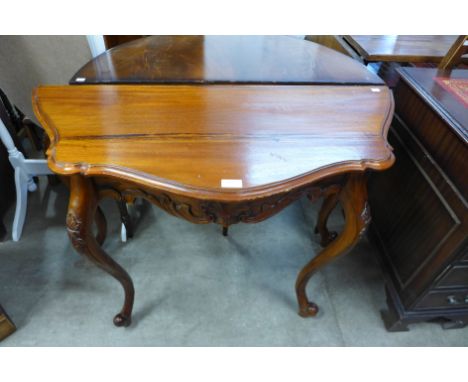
[33,84,394,201]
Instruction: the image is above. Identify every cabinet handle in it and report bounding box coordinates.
[465,296,468,304]
[447,295,459,305]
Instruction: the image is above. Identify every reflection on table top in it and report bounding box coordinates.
[70,35,382,85]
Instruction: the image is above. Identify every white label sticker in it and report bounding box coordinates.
[75,77,86,82]
[221,179,243,188]
[371,88,381,92]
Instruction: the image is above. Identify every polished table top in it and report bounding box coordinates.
[70,35,383,85]
[343,35,459,63]
[33,84,394,201]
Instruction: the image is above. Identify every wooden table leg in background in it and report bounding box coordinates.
[66,175,134,327]
[296,172,370,317]
[0,304,16,341]
[313,184,341,247]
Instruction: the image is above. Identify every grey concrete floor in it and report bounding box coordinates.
[0,180,467,346]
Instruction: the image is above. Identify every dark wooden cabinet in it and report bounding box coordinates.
[368,67,468,331]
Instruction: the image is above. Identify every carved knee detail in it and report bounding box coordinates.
[66,212,89,253]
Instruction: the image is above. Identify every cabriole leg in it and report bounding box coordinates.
[66,175,134,327]
[314,188,340,247]
[94,206,107,246]
[296,173,370,317]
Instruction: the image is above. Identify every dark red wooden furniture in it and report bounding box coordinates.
[369,67,468,331]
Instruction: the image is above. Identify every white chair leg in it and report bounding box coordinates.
[121,223,127,242]
[27,176,37,192]
[12,167,28,242]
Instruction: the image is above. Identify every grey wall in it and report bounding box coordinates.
[0,35,92,120]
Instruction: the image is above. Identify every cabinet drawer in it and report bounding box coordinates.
[436,265,468,288]
[416,290,468,310]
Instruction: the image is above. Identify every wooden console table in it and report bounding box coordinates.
[33,36,394,327]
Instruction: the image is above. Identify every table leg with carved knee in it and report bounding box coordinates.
[296,173,370,317]
[66,175,134,327]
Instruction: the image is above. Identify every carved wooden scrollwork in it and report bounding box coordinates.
[66,212,87,253]
[358,201,371,237]
[95,178,344,228]
[199,186,319,226]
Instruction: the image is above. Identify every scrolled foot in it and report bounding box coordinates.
[298,302,319,317]
[113,313,131,327]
